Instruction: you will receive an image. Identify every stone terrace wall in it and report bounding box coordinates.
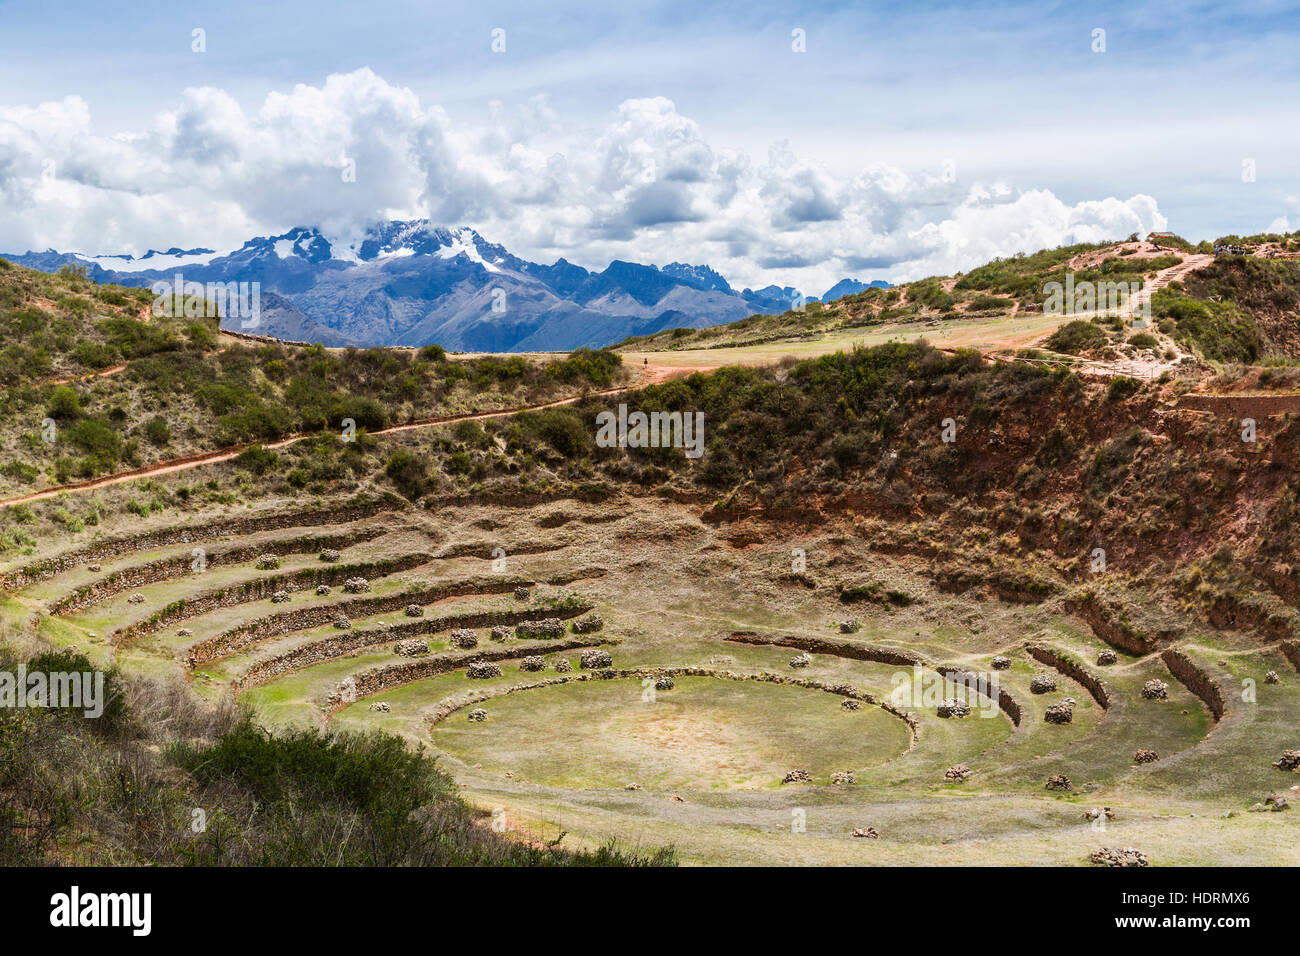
[727,631,928,667]
[1026,643,1112,709]
[1160,648,1226,721]
[114,552,431,644]
[50,526,388,615]
[186,576,538,665]
[0,500,398,592]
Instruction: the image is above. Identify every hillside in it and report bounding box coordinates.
[2,234,1299,867]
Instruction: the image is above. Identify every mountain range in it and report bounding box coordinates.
[2,222,888,351]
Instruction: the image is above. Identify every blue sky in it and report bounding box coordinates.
[1,0,1297,289]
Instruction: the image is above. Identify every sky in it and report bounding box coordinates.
[1,0,1298,293]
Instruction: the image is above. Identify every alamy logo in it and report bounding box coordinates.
[49,886,151,936]
[151,272,261,328]
[0,664,105,718]
[1042,273,1150,322]
[595,403,705,459]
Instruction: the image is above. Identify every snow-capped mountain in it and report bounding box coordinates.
[3,222,888,351]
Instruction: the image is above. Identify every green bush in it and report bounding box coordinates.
[1045,320,1108,354]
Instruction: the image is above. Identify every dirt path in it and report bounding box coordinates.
[0,368,695,509]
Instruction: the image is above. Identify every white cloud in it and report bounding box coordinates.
[0,70,1168,294]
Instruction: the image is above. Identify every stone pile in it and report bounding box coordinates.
[1141,679,1169,700]
[405,604,424,617]
[1044,702,1073,724]
[841,698,861,711]
[393,639,429,657]
[316,585,331,595]
[572,614,604,634]
[1083,807,1114,823]
[580,649,613,669]
[1097,649,1118,666]
[466,661,503,679]
[450,629,479,649]
[789,652,812,669]
[851,827,879,839]
[1134,749,1160,764]
[831,771,855,785]
[319,549,341,562]
[128,593,145,604]
[1045,774,1072,792]
[343,577,370,594]
[333,617,351,629]
[937,699,972,719]
[1273,750,1300,772]
[514,586,531,600]
[1030,675,1057,694]
[255,554,280,570]
[177,628,192,637]
[654,675,674,690]
[271,590,290,604]
[468,708,488,722]
[1089,847,1149,867]
[89,564,101,572]
[490,625,512,642]
[515,618,565,639]
[554,659,573,673]
[624,783,641,791]
[781,769,812,784]
[1248,794,1289,812]
[839,620,860,634]
[1265,671,1280,684]
[369,702,390,712]
[945,764,972,782]
[520,656,547,672]
[991,656,1012,670]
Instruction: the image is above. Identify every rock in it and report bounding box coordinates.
[1141,679,1169,700]
[467,708,488,722]
[1265,671,1280,684]
[450,628,479,649]
[515,618,565,639]
[789,652,812,669]
[937,698,972,719]
[319,549,341,562]
[127,593,146,604]
[333,617,351,630]
[1090,847,1149,867]
[369,701,390,712]
[1273,750,1300,772]
[831,770,855,785]
[1045,774,1072,792]
[393,639,428,656]
[315,584,331,595]
[839,620,860,634]
[1044,702,1074,724]
[841,698,862,711]
[654,675,675,690]
[466,661,503,679]
[343,577,370,594]
[88,564,101,572]
[271,590,290,603]
[781,769,812,784]
[580,649,613,670]
[176,628,192,637]
[851,827,879,839]
[945,764,973,781]
[625,783,641,791]
[1030,674,1057,694]
[405,604,424,617]
[572,613,604,634]
[255,554,280,570]
[1083,806,1115,823]
[1134,749,1160,764]
[489,625,512,642]
[991,656,1012,670]
[513,586,531,601]
[1097,649,1118,666]
[520,655,547,672]
[554,659,573,673]
[1265,793,1289,811]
